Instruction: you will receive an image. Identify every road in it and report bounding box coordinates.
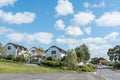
[0,73,96,80]
[0,66,120,80]
[96,69,120,80]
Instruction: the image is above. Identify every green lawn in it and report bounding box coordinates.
[0,62,76,74]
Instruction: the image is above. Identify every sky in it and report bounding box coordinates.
[0,0,120,59]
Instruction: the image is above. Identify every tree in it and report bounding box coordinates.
[75,44,90,62]
[91,57,99,64]
[35,47,45,58]
[0,43,3,54]
[75,49,85,62]
[107,45,120,62]
[114,45,120,61]
[66,50,77,68]
[107,48,114,62]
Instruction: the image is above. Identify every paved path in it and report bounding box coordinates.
[96,69,120,80]
[0,73,96,80]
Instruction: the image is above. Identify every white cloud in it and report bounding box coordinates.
[7,33,24,42]
[7,32,53,44]
[0,26,14,35]
[55,0,74,16]
[96,11,120,27]
[80,32,119,58]
[84,26,92,35]
[56,32,119,58]
[104,32,119,41]
[88,44,112,58]
[81,37,107,45]
[84,1,105,8]
[65,26,83,36]
[0,10,36,24]
[54,19,65,30]
[56,37,79,49]
[0,0,17,8]
[71,11,95,26]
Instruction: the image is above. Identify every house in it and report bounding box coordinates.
[45,46,66,59]
[2,43,27,58]
[28,47,45,63]
[29,47,38,56]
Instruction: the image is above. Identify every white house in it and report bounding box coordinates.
[28,47,45,63]
[29,47,38,56]
[3,43,27,58]
[45,46,66,59]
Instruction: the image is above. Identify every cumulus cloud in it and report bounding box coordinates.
[104,32,119,41]
[65,26,83,36]
[84,1,105,8]
[81,32,119,45]
[7,32,53,44]
[55,0,74,16]
[88,44,112,58]
[80,32,119,58]
[96,11,120,27]
[81,37,107,45]
[71,11,95,26]
[0,10,36,24]
[0,0,17,8]
[56,37,79,49]
[84,26,92,35]
[54,19,65,30]
[0,26,14,35]
[56,32,119,58]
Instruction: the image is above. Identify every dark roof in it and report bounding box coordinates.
[6,42,27,50]
[46,45,66,54]
[29,47,37,51]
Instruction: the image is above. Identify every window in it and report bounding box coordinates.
[51,51,56,56]
[8,46,11,50]
[31,50,35,53]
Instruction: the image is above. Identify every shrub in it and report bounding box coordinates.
[113,62,120,69]
[78,64,96,72]
[47,56,58,61]
[13,54,26,63]
[6,55,14,60]
[41,60,61,67]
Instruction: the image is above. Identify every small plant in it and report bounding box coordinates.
[6,54,14,60]
[13,54,26,63]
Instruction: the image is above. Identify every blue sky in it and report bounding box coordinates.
[0,0,120,59]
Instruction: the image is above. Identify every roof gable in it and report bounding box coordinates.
[46,46,66,54]
[6,43,27,51]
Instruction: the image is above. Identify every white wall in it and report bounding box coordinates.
[29,47,38,56]
[45,47,62,59]
[3,44,17,57]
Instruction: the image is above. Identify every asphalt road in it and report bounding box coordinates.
[0,73,96,80]
[96,69,120,80]
[0,66,120,80]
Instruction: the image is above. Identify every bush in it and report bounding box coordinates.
[13,55,26,63]
[113,62,120,69]
[41,60,61,67]
[47,56,58,61]
[78,64,96,72]
[60,61,67,67]
[6,55,14,60]
[31,58,38,64]
[0,55,5,59]
[104,62,114,66]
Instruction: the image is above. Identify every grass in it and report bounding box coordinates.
[0,62,76,74]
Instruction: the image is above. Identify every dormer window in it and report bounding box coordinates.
[32,50,35,53]
[8,46,11,50]
[51,51,56,56]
